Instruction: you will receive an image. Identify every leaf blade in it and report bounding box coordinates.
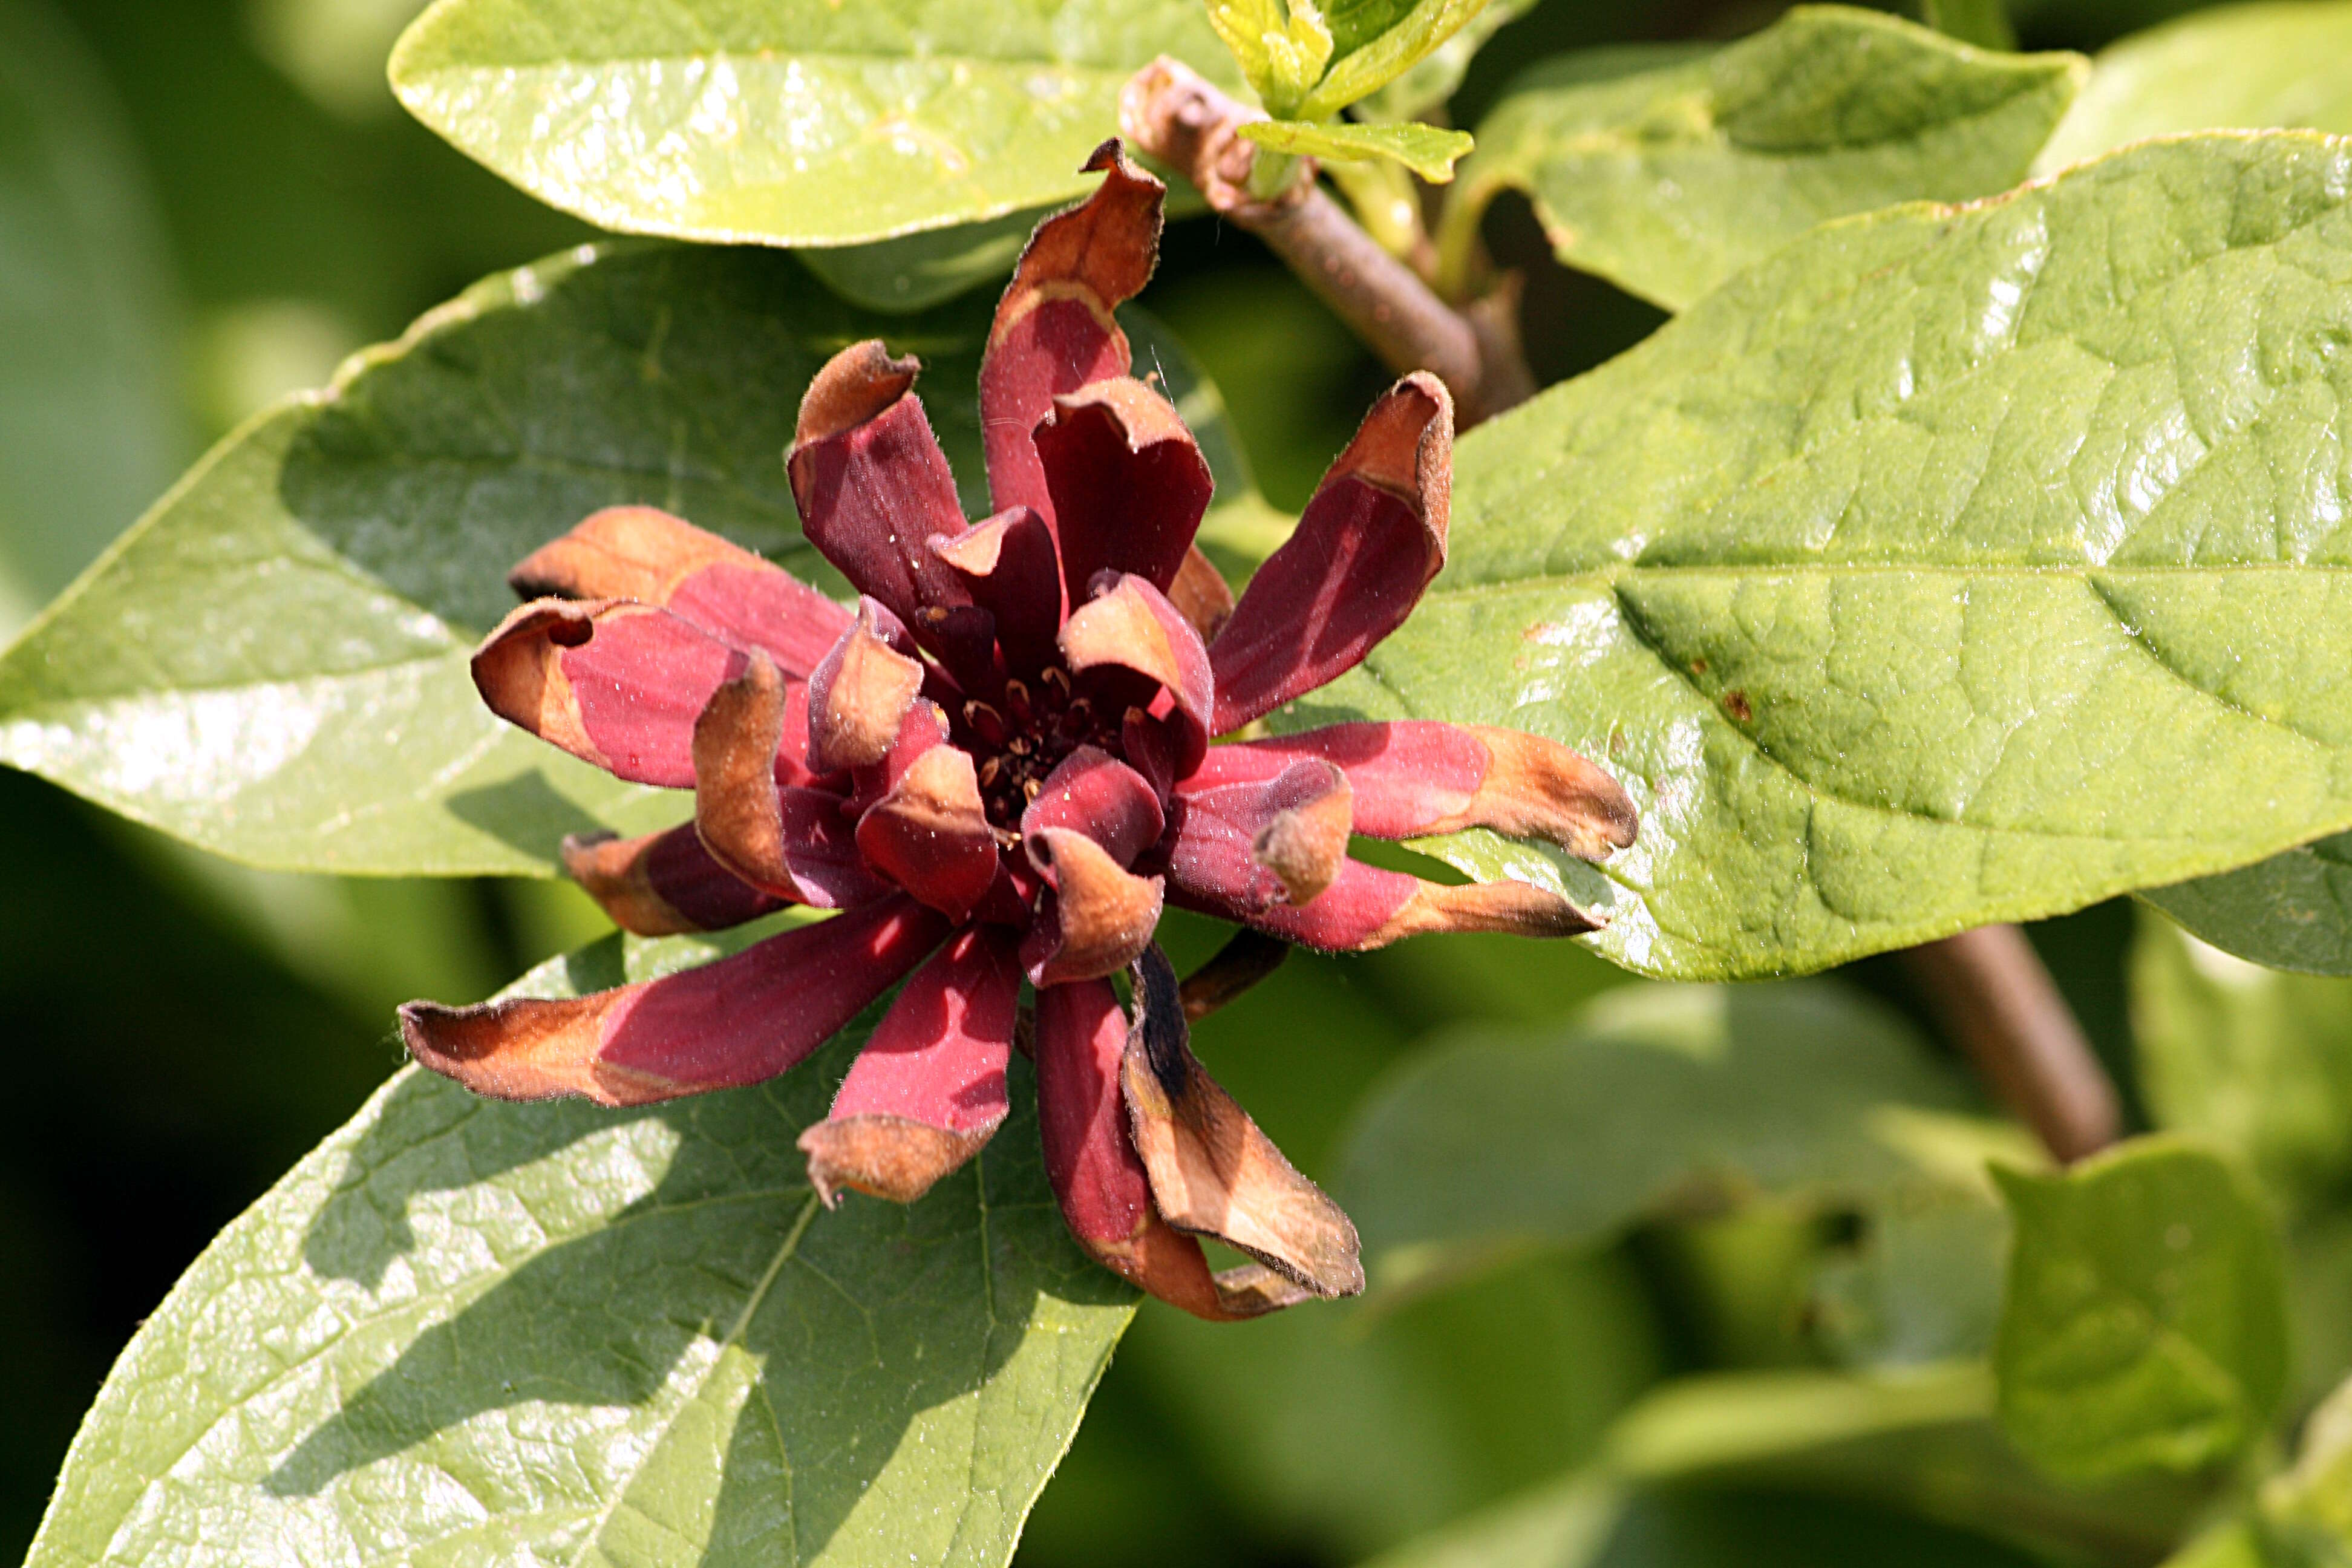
[1238,117,1475,181]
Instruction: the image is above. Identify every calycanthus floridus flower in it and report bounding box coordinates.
[400,142,1639,1321]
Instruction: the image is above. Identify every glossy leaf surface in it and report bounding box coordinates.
[0,241,1274,876]
[2147,832,2352,975]
[388,0,1243,247]
[25,926,1134,1568]
[1299,132,2352,979]
[1439,6,2083,309]
[1238,117,1475,180]
[1994,1139,2288,1483]
[2038,1,2352,172]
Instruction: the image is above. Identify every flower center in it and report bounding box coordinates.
[956,664,1126,833]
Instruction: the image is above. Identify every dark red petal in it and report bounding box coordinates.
[1035,377,1213,607]
[1209,374,1453,734]
[1165,757,1351,914]
[799,925,1019,1204]
[786,341,976,639]
[1021,828,1164,985]
[472,598,744,788]
[508,506,852,679]
[1121,946,1361,1298]
[981,143,1163,527]
[1059,573,1214,776]
[1172,854,1605,951]
[692,655,892,907]
[807,598,926,774]
[856,744,1001,921]
[400,896,950,1106]
[1034,977,1306,1320]
[1203,720,1639,861]
[562,825,791,936]
[930,507,1063,675]
[1021,745,1166,867]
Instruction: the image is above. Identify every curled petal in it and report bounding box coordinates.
[1022,828,1164,986]
[693,655,890,906]
[982,142,1162,524]
[1122,946,1362,1298]
[1060,574,1214,774]
[400,897,950,1106]
[856,744,1001,920]
[508,506,851,679]
[563,825,789,936]
[930,506,1063,675]
[1209,374,1452,734]
[1169,546,1235,645]
[1171,849,1604,952]
[808,598,926,774]
[1034,978,1310,1321]
[799,926,1020,1205]
[473,598,743,788]
[1166,757,1353,913]
[1036,377,1213,606]
[787,342,976,639]
[1177,928,1290,1022]
[1021,745,1166,867]
[1207,720,1639,862]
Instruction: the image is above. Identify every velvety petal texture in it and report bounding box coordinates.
[403,139,1641,1323]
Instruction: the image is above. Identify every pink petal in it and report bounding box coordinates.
[799,925,1019,1204]
[1020,828,1165,986]
[1165,757,1352,914]
[561,825,791,935]
[1021,745,1166,866]
[855,744,1002,921]
[929,506,1063,676]
[981,143,1163,529]
[1035,377,1212,607]
[400,896,950,1106]
[509,506,852,678]
[1059,573,1214,776]
[1171,854,1604,952]
[806,598,926,775]
[1209,374,1452,734]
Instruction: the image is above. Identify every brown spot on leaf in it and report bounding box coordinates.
[1722,690,1752,724]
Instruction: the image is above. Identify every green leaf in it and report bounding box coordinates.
[387,0,1243,248]
[0,0,183,638]
[0,240,1276,876]
[1298,0,1489,120]
[2130,911,2352,1212]
[1238,117,1474,180]
[1993,1137,2290,1483]
[1436,7,2085,309]
[2038,1,2352,174]
[27,926,1135,1568]
[799,207,1050,314]
[1918,0,2017,51]
[2145,832,2352,976]
[1351,0,1536,125]
[1808,1195,2012,1368]
[1293,131,2352,981]
[1336,982,2016,1287]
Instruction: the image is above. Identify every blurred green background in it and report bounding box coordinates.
[0,0,2219,1561]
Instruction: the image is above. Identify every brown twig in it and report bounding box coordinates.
[1898,924,2119,1164]
[1120,57,1532,425]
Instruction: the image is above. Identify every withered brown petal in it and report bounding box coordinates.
[1022,828,1165,985]
[1120,946,1363,1299]
[561,825,789,936]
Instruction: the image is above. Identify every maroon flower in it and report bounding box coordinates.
[400,142,1637,1320]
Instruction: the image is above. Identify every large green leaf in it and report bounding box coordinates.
[2146,832,2352,975]
[2038,1,2352,173]
[388,0,1242,248]
[0,240,1275,876]
[2130,912,2352,1212]
[27,926,1135,1568]
[1436,7,2084,309]
[1335,982,2019,1287]
[1299,131,2352,980]
[0,0,182,636]
[1993,1138,2289,1483]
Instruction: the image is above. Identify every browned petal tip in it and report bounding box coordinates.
[799,1113,1001,1206]
[1250,764,1352,906]
[996,141,1163,341]
[1168,546,1235,645]
[857,744,999,920]
[795,339,920,448]
[1122,947,1363,1299]
[508,506,761,603]
[1373,878,1607,946]
[1045,375,1193,450]
[562,830,696,936]
[400,993,663,1107]
[1461,725,1640,861]
[470,598,607,759]
[809,601,924,774]
[1027,828,1165,985]
[692,648,793,889]
[1325,372,1453,552]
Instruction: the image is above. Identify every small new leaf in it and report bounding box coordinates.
[1993,1138,2289,1483]
[1239,117,1475,181]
